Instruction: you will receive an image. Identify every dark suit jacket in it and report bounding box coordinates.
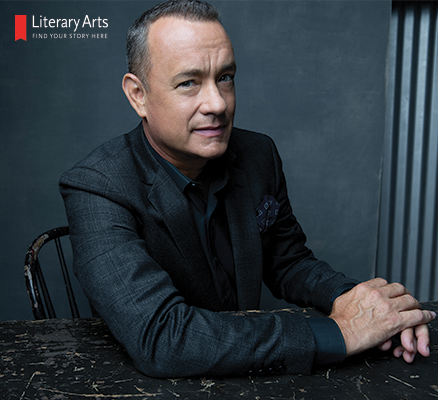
[59,123,357,378]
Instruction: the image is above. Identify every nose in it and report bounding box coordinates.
[199,82,228,116]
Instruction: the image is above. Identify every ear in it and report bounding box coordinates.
[122,73,148,118]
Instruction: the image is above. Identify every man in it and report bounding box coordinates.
[60,0,435,378]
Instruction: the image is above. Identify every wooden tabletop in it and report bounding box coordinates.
[1,302,437,399]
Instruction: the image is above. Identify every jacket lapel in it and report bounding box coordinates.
[128,125,223,311]
[225,162,264,311]
[147,174,223,310]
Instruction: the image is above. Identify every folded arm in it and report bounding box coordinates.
[60,165,320,377]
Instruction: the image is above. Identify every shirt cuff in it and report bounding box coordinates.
[307,317,346,366]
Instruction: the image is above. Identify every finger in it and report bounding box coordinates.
[378,339,392,351]
[391,294,421,314]
[383,282,411,299]
[400,328,416,353]
[398,308,436,331]
[392,345,415,362]
[393,345,404,358]
[415,323,431,357]
[414,309,436,325]
[402,350,416,363]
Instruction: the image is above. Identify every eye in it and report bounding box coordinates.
[219,74,234,83]
[178,80,195,89]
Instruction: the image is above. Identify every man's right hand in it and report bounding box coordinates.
[329,278,436,361]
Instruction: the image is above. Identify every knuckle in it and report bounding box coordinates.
[369,288,383,302]
[413,309,425,322]
[405,294,418,308]
[356,281,368,292]
[392,282,405,292]
[388,312,401,327]
[422,309,434,322]
[376,277,388,285]
[407,309,426,325]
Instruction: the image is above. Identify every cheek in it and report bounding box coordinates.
[148,106,194,146]
[173,100,200,128]
[146,92,199,136]
[148,100,186,130]
[224,91,236,113]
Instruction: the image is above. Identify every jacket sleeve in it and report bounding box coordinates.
[259,135,359,315]
[60,164,319,378]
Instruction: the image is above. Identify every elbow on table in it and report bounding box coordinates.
[125,327,201,378]
[129,348,199,379]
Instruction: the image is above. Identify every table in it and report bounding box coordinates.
[1,302,437,399]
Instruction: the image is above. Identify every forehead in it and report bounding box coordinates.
[147,17,234,73]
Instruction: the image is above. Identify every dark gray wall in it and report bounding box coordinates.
[0,1,390,320]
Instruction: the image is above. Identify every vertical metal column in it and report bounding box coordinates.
[377,1,438,301]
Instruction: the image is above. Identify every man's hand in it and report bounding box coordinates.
[329,278,436,361]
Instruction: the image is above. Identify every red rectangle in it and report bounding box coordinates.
[15,15,27,41]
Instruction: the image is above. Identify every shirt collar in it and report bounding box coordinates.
[143,132,229,193]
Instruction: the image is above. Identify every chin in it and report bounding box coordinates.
[199,142,229,160]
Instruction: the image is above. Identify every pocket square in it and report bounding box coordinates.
[256,195,280,233]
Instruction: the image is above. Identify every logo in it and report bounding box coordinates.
[14,14,109,41]
[15,15,27,41]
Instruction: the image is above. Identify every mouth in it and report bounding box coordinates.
[193,125,226,137]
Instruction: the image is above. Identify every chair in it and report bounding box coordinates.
[24,226,80,320]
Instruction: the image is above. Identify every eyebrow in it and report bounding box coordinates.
[173,62,237,82]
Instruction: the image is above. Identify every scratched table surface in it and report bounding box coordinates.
[1,302,437,400]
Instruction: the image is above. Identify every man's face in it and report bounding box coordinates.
[142,17,236,173]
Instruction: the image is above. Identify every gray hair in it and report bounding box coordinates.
[126,0,221,89]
